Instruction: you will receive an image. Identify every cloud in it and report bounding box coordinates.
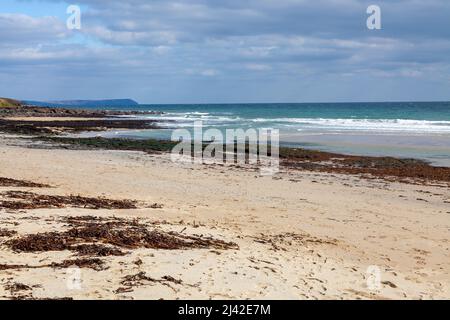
[0,13,67,45]
[1,0,450,102]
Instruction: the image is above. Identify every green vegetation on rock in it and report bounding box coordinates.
[0,98,21,107]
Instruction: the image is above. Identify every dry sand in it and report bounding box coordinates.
[0,135,449,300]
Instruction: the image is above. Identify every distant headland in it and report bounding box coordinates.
[21,99,139,108]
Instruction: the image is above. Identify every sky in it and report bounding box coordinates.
[1,0,450,104]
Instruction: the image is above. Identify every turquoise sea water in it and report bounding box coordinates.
[76,102,450,166]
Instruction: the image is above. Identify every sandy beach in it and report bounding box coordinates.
[3,0,450,305]
[0,133,449,300]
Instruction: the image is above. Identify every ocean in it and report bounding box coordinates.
[76,102,450,166]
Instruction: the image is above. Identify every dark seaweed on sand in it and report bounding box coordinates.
[6,216,239,255]
[0,191,137,210]
[0,177,50,188]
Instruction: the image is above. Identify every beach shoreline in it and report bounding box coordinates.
[0,104,449,300]
[0,131,449,299]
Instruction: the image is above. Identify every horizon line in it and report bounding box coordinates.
[14,98,450,106]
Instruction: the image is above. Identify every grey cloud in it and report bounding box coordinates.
[0,13,67,45]
[1,0,450,102]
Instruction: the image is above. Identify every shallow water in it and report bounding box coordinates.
[73,102,450,166]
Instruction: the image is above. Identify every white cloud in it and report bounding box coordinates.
[2,0,450,102]
[0,13,67,45]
